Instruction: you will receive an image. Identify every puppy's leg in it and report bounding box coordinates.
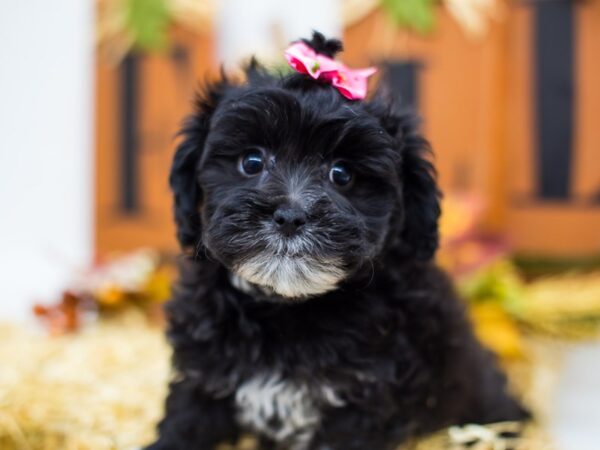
[465,354,530,424]
[308,405,408,450]
[256,435,278,450]
[144,379,240,450]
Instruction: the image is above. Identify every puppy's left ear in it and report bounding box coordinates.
[398,126,441,261]
[369,102,441,261]
[170,82,227,251]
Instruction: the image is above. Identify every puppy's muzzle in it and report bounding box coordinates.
[272,203,307,236]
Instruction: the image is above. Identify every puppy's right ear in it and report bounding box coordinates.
[366,92,441,262]
[170,82,227,250]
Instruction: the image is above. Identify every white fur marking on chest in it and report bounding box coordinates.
[235,373,341,446]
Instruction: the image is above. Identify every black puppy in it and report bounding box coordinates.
[146,32,527,450]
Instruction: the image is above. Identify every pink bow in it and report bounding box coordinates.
[284,42,377,100]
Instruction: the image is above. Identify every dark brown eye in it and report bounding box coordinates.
[239,150,265,176]
[329,162,353,187]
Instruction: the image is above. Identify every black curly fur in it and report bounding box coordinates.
[301,30,343,58]
[145,33,528,450]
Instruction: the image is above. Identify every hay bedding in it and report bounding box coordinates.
[0,312,553,450]
[0,312,169,450]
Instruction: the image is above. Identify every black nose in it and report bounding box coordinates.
[273,204,307,235]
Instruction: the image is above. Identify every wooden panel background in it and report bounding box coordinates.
[344,4,600,257]
[505,1,600,256]
[344,8,510,232]
[95,5,600,258]
[95,27,215,257]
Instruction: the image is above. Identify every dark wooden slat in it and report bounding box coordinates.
[534,0,575,200]
[384,60,421,111]
[120,53,140,213]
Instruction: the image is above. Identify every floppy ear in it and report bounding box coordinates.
[369,99,441,261]
[398,126,441,261]
[170,82,227,250]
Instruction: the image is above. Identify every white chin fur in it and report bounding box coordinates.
[235,255,345,298]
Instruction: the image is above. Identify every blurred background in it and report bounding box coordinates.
[1,0,600,449]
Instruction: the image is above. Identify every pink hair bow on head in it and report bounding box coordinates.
[284,41,377,100]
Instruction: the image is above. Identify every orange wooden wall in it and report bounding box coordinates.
[504,1,600,256]
[344,3,600,257]
[95,27,215,257]
[95,6,600,258]
[344,8,510,232]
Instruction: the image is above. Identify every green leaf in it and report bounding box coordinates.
[381,0,437,34]
[124,0,171,52]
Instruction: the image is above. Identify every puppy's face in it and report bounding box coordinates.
[199,88,399,298]
[171,76,439,300]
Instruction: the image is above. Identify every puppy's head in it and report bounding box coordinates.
[170,32,440,299]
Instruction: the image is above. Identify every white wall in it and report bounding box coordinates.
[0,0,94,322]
[551,343,600,450]
[217,0,341,67]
